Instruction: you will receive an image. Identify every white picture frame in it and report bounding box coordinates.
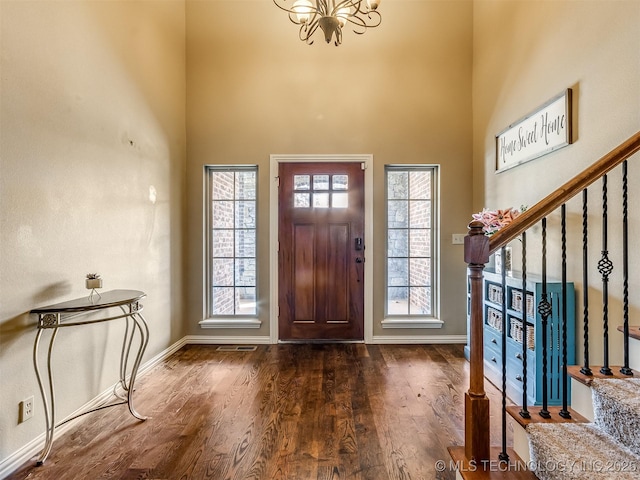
[496,89,573,173]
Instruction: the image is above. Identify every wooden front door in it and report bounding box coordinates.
[278,162,365,341]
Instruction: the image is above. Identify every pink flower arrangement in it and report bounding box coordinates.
[472,206,526,235]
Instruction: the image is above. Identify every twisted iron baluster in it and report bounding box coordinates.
[599,175,613,376]
[499,250,509,461]
[580,189,592,376]
[621,161,632,376]
[538,218,551,418]
[559,204,571,419]
[519,233,530,419]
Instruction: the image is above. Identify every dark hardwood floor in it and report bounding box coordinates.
[8,344,510,480]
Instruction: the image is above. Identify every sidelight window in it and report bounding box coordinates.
[206,166,258,317]
[385,166,438,317]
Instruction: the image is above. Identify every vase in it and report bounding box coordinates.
[494,246,512,275]
[86,278,103,289]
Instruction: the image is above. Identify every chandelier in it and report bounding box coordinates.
[273,0,382,46]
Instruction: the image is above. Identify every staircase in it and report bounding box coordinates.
[450,131,640,479]
[521,373,640,479]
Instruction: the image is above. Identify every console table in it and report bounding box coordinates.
[31,290,149,465]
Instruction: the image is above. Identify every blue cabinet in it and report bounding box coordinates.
[474,269,575,406]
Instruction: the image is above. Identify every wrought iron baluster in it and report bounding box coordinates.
[538,218,551,418]
[560,204,571,419]
[621,161,632,376]
[499,250,509,461]
[599,175,613,376]
[519,233,530,419]
[580,189,592,376]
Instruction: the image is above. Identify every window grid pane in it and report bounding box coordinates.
[209,167,258,316]
[385,166,436,317]
[294,174,350,209]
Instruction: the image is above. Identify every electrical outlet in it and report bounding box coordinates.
[452,233,466,245]
[19,396,34,423]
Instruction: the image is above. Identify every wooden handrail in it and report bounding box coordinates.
[488,131,640,254]
[460,131,640,466]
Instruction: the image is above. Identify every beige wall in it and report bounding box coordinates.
[0,0,185,465]
[3,0,638,472]
[472,1,640,365]
[185,0,474,339]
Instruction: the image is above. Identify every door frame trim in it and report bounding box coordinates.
[269,154,374,343]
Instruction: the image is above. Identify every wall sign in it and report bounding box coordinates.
[496,89,573,173]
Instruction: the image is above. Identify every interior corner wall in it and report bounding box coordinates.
[0,0,186,466]
[472,1,640,364]
[184,0,474,341]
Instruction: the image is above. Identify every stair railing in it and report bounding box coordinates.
[461,131,640,465]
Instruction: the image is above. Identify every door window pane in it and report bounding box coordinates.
[294,193,310,208]
[294,173,350,209]
[313,192,330,208]
[332,175,348,190]
[313,175,330,190]
[332,192,348,208]
[294,175,310,190]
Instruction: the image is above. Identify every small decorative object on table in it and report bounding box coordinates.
[494,246,512,275]
[86,273,102,301]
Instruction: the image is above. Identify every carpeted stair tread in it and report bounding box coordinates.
[591,378,640,456]
[527,422,640,480]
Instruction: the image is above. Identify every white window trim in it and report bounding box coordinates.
[383,164,441,328]
[202,165,260,328]
[381,318,444,329]
[199,318,262,329]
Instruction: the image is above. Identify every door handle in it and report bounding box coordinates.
[355,257,364,264]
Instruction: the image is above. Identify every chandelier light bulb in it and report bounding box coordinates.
[292,0,313,23]
[336,7,350,28]
[367,0,380,11]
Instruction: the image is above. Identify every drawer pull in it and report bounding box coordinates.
[515,353,523,360]
[491,338,497,344]
[491,356,497,363]
[515,374,523,382]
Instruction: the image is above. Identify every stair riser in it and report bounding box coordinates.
[569,379,594,421]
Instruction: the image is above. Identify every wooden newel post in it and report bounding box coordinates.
[464,220,490,462]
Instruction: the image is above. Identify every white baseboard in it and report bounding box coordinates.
[0,332,465,478]
[371,334,467,344]
[182,335,271,345]
[0,336,189,480]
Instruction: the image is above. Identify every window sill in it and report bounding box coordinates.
[381,318,444,329]
[199,318,262,329]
